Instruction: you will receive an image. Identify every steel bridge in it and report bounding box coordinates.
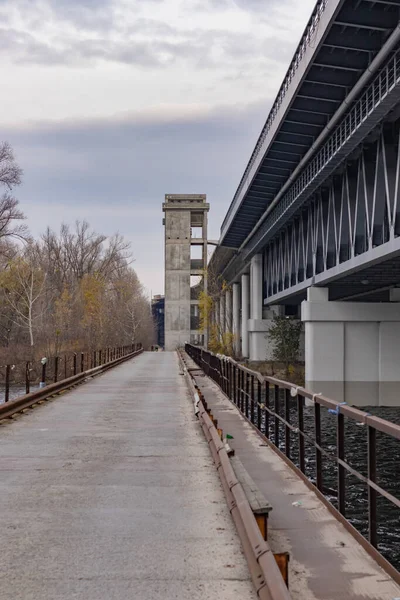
[211,0,400,405]
[217,0,400,302]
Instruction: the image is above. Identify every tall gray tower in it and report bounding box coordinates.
[163,194,209,350]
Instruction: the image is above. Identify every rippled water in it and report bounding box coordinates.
[0,385,39,404]
[254,395,400,571]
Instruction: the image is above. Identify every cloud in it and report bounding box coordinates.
[2,101,268,292]
[0,0,314,70]
[0,0,318,293]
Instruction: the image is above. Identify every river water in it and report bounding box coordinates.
[263,400,400,571]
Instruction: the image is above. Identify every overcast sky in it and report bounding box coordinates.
[1,0,317,295]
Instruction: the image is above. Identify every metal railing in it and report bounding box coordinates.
[185,343,400,581]
[0,344,142,404]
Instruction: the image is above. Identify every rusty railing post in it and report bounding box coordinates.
[315,401,323,491]
[54,356,59,383]
[4,364,10,403]
[81,352,84,373]
[245,373,249,418]
[298,393,305,473]
[265,381,270,438]
[368,425,377,547]
[41,358,47,388]
[274,384,280,448]
[337,411,346,516]
[284,388,291,460]
[73,353,77,375]
[25,361,30,395]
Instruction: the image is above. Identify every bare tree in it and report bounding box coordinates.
[0,142,28,243]
[0,246,47,348]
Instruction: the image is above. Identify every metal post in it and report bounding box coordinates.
[257,380,262,431]
[54,356,59,383]
[99,349,102,365]
[250,375,255,423]
[337,412,346,516]
[298,394,305,473]
[41,361,47,388]
[265,382,270,437]
[25,362,30,395]
[245,373,249,418]
[284,388,291,460]
[5,364,10,403]
[73,353,77,375]
[81,352,84,373]
[274,385,280,448]
[368,426,377,547]
[315,402,323,491]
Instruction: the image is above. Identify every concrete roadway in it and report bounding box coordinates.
[0,352,256,600]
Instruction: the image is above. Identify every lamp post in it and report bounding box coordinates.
[40,357,47,388]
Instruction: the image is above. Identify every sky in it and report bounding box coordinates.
[0,0,317,296]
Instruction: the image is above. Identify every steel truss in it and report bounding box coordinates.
[248,45,400,259]
[264,120,400,299]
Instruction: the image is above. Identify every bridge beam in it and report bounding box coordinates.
[302,287,400,406]
[249,254,268,361]
[232,282,240,356]
[241,274,250,358]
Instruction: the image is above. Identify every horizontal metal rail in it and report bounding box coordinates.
[0,344,142,404]
[0,347,143,420]
[178,350,292,600]
[185,343,400,585]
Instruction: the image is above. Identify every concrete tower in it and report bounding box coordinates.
[163,194,209,350]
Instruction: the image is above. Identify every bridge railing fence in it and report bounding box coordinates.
[185,343,400,577]
[0,343,143,405]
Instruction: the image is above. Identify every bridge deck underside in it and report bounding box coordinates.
[0,353,256,600]
[223,0,400,248]
[271,253,400,305]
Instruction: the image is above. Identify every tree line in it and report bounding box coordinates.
[0,141,155,362]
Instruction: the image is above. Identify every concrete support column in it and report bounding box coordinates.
[241,274,250,358]
[215,299,220,341]
[232,283,240,356]
[250,254,263,320]
[249,254,265,360]
[302,286,400,406]
[219,294,225,339]
[225,288,232,335]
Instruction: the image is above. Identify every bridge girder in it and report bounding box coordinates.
[220,0,400,250]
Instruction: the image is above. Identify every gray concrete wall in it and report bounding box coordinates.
[163,195,208,351]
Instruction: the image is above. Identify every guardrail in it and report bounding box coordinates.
[0,345,143,420]
[0,344,142,404]
[185,343,400,584]
[178,349,292,600]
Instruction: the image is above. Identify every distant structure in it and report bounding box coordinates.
[163,194,209,350]
[151,295,165,348]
